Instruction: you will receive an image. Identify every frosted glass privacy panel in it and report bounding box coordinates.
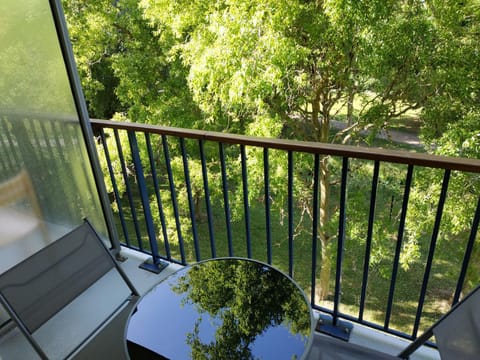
[0,0,106,269]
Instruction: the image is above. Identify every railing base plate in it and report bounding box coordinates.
[316,314,353,341]
[139,258,169,274]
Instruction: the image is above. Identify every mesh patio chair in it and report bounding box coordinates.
[0,219,139,359]
[398,284,480,360]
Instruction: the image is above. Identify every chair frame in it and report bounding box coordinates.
[398,284,480,359]
[0,219,139,359]
[314,285,480,359]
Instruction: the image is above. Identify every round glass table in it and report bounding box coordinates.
[125,258,314,359]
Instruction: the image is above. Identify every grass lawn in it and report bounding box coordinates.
[115,198,453,335]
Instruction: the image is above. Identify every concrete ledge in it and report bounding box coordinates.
[348,322,440,360]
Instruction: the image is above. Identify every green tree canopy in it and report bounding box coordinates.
[65,0,480,301]
[172,259,311,359]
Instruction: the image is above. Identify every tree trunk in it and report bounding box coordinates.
[194,191,202,221]
[347,89,355,127]
[312,100,334,302]
[316,154,332,301]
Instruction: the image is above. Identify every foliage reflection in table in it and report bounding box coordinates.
[126,258,313,359]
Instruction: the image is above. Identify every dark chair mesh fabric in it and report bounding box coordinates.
[0,223,113,332]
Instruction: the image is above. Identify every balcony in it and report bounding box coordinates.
[1,115,480,358]
[89,119,480,358]
[1,0,480,358]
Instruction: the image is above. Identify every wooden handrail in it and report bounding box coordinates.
[90,119,480,173]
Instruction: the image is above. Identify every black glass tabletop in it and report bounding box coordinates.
[126,258,314,360]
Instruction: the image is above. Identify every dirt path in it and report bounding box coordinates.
[331,120,422,147]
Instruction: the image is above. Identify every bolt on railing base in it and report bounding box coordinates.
[139,258,169,274]
[316,313,353,341]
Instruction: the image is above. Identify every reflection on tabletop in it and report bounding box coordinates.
[126,258,313,360]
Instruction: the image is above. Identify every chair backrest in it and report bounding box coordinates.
[431,286,480,359]
[398,285,480,359]
[0,219,138,359]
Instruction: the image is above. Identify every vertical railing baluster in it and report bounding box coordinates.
[128,131,164,272]
[99,128,130,247]
[453,195,480,305]
[333,157,349,326]
[385,165,414,330]
[264,148,272,264]
[8,117,23,172]
[146,133,172,261]
[241,144,252,258]
[0,131,6,175]
[50,120,70,164]
[181,138,201,262]
[359,160,380,321]
[0,119,11,174]
[38,120,76,220]
[12,118,48,215]
[27,121,47,177]
[8,120,21,170]
[114,129,143,250]
[0,120,8,175]
[199,139,216,258]
[51,120,80,221]
[311,154,320,305]
[0,118,18,173]
[412,169,450,337]
[63,121,98,218]
[31,120,52,196]
[219,143,233,257]
[288,151,294,277]
[162,135,185,263]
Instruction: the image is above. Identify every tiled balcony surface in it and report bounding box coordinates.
[0,247,440,360]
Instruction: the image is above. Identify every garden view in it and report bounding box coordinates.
[63,0,480,336]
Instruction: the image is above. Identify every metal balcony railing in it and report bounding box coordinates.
[89,119,480,344]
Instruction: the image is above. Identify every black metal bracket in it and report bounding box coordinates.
[139,258,169,274]
[316,313,353,341]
